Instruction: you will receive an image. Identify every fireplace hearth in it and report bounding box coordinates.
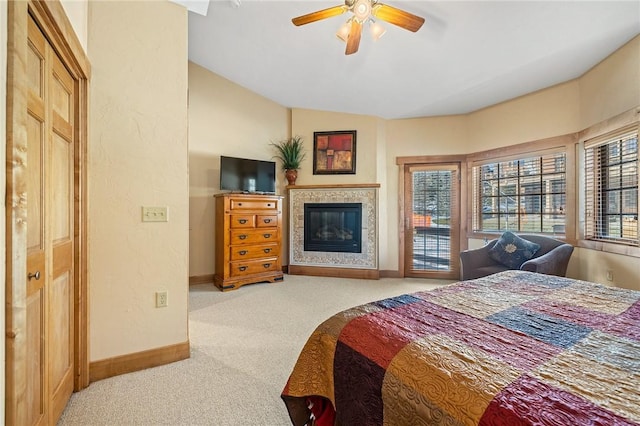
[304,203,362,253]
[288,184,379,278]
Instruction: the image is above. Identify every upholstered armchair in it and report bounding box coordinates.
[460,233,574,281]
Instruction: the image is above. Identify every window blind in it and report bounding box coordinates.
[584,129,639,246]
[472,152,566,234]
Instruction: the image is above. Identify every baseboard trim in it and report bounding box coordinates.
[189,274,214,285]
[195,269,398,280]
[90,340,190,383]
[288,265,379,280]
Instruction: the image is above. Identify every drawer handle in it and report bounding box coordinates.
[239,250,248,255]
[263,233,271,238]
[238,203,243,206]
[263,263,271,268]
[263,218,272,224]
[239,234,248,240]
[239,266,248,271]
[267,203,272,207]
[239,219,248,224]
[263,248,271,253]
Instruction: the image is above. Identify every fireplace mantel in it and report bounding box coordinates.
[287,184,380,279]
[286,183,381,190]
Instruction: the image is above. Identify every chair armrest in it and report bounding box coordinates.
[460,241,498,280]
[520,244,574,276]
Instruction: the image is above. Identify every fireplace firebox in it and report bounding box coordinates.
[304,203,362,253]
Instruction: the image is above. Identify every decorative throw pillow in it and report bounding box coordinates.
[488,231,541,269]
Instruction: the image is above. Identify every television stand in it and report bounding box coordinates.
[213,193,284,291]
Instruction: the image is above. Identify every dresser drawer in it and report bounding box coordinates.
[256,215,278,228]
[230,244,279,261]
[214,193,283,291]
[230,258,279,277]
[229,198,279,211]
[230,229,278,245]
[230,215,255,228]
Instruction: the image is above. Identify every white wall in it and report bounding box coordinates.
[290,109,382,187]
[458,80,582,280]
[1,0,8,419]
[188,62,289,275]
[384,115,468,271]
[60,0,88,51]
[289,109,385,265]
[378,38,640,289]
[317,37,637,287]
[466,80,580,150]
[188,36,640,290]
[573,36,640,289]
[579,36,640,129]
[87,1,189,360]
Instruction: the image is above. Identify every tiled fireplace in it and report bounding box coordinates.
[287,184,379,279]
[304,202,362,253]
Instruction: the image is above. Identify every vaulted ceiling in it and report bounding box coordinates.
[185,1,640,119]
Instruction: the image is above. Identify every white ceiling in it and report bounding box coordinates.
[187,1,640,119]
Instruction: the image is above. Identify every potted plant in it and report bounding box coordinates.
[271,135,306,185]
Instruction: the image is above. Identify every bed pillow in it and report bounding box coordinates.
[488,231,541,269]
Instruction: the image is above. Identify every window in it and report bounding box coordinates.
[472,152,566,234]
[584,128,639,246]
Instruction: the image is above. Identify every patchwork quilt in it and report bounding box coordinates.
[281,270,640,426]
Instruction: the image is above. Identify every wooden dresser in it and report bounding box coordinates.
[214,193,284,291]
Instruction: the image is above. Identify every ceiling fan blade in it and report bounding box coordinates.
[292,5,347,26]
[372,3,425,32]
[345,20,362,55]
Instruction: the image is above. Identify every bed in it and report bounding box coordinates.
[281,270,640,426]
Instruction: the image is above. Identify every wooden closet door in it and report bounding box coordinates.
[26,15,75,425]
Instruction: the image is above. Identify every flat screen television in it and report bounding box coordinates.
[219,155,276,194]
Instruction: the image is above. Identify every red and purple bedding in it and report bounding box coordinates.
[281,270,640,425]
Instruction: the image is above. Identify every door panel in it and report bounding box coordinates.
[26,16,47,426]
[27,115,44,250]
[51,132,71,240]
[49,272,71,388]
[26,291,45,426]
[8,3,89,424]
[51,70,72,121]
[48,39,75,426]
[404,164,461,280]
[25,14,75,425]
[27,45,43,94]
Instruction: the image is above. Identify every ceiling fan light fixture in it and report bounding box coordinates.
[292,0,425,55]
[353,0,372,22]
[369,19,386,40]
[336,19,352,42]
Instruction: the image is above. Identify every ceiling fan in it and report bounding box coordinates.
[292,0,425,55]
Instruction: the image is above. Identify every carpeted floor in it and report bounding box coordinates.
[58,274,449,425]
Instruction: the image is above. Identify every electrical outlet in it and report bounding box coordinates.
[606,270,614,282]
[142,206,168,222]
[156,291,168,308]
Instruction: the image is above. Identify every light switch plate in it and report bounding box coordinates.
[142,206,168,222]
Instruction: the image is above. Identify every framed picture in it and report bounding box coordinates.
[313,130,357,174]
